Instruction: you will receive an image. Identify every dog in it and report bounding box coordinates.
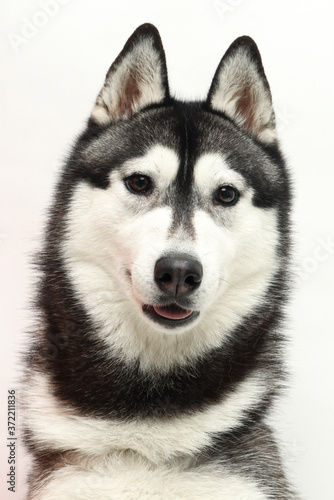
[22,23,299,499]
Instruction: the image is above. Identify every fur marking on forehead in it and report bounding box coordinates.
[121,145,180,186]
[194,153,247,192]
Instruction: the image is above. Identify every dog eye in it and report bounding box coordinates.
[216,185,239,206]
[125,175,152,194]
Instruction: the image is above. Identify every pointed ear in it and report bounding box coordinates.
[90,24,169,126]
[207,37,277,145]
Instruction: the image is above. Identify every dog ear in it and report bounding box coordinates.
[207,37,277,145]
[90,24,169,126]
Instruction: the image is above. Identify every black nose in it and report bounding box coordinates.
[154,254,203,298]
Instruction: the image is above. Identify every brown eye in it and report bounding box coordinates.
[217,185,239,206]
[125,175,152,194]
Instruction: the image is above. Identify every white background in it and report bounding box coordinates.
[1,1,334,499]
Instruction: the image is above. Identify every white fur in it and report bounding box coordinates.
[210,51,276,144]
[91,37,166,124]
[61,149,279,371]
[121,145,179,187]
[23,369,267,465]
[33,454,267,499]
[194,152,247,195]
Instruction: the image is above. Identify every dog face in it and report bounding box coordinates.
[56,25,289,357]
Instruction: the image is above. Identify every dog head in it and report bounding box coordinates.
[53,25,290,365]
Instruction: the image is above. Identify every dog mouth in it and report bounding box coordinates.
[142,303,199,328]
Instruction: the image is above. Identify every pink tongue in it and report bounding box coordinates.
[153,305,192,320]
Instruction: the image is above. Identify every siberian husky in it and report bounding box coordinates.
[22,23,299,499]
